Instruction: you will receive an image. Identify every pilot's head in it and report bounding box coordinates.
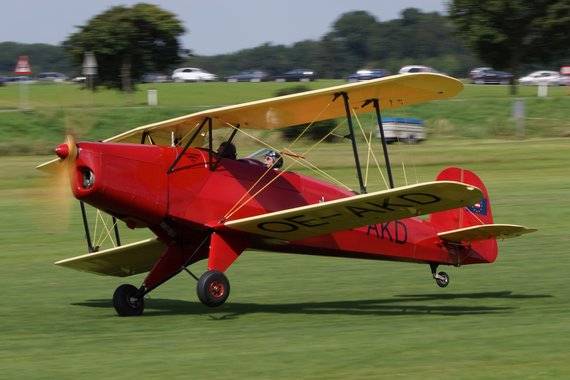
[218,141,237,159]
[264,150,283,169]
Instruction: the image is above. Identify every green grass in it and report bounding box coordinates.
[1,139,569,379]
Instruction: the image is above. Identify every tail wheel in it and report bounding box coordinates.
[113,284,145,316]
[197,270,230,307]
[435,272,450,288]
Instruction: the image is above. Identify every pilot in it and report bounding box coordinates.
[264,150,283,169]
[217,141,237,160]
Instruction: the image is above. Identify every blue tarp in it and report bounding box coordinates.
[381,117,423,125]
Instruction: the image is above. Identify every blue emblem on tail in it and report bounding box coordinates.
[467,198,488,216]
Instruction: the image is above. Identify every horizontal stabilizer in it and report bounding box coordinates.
[438,224,536,243]
[55,238,166,277]
[222,181,482,241]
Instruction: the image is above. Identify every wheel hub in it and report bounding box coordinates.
[210,282,225,298]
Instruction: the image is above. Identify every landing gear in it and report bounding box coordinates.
[429,263,450,288]
[113,284,144,316]
[196,270,230,307]
[435,272,450,288]
[111,269,230,315]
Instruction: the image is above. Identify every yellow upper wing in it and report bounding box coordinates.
[104,73,463,145]
[38,73,462,171]
[221,181,481,241]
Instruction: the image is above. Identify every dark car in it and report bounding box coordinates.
[274,69,317,82]
[225,70,270,82]
[471,68,513,85]
[36,72,68,82]
[346,69,389,82]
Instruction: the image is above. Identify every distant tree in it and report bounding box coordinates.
[63,3,185,91]
[449,0,570,90]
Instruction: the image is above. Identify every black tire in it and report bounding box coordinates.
[436,272,450,288]
[197,270,230,307]
[113,284,144,316]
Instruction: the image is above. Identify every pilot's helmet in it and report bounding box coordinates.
[218,141,237,159]
[265,150,283,169]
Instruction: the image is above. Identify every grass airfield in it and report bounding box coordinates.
[1,136,569,379]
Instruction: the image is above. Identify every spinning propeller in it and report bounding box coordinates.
[31,135,78,232]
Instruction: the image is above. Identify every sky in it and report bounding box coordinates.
[1,0,446,56]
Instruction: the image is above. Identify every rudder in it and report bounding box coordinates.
[430,167,498,263]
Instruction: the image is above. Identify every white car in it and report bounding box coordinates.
[518,71,562,86]
[171,68,217,82]
[398,65,438,74]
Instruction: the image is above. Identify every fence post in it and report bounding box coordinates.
[147,89,158,106]
[512,99,525,138]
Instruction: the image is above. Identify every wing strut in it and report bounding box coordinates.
[167,117,211,174]
[80,201,96,253]
[211,123,240,171]
[363,98,395,189]
[336,92,367,194]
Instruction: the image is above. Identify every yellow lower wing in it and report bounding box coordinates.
[438,224,537,243]
[55,238,165,277]
[223,181,482,241]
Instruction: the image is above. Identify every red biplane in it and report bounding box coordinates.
[39,73,535,316]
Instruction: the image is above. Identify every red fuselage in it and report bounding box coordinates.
[70,142,491,270]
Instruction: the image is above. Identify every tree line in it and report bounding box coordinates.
[193,9,480,79]
[0,8,481,82]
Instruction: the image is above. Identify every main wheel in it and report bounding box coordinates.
[113,284,144,316]
[197,270,230,307]
[435,272,450,288]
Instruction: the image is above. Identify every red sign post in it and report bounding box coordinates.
[14,56,32,75]
[14,56,32,109]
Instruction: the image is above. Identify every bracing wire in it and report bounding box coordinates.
[221,120,352,221]
[92,209,119,249]
[351,110,389,189]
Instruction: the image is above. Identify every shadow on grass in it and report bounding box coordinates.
[73,291,551,318]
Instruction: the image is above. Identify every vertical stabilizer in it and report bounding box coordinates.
[431,167,498,263]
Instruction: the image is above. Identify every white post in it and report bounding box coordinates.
[512,99,525,138]
[147,89,158,106]
[19,79,29,110]
[537,81,548,97]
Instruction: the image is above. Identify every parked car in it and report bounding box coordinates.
[171,67,217,82]
[142,73,171,83]
[471,68,513,85]
[559,76,570,86]
[7,76,36,84]
[518,70,562,86]
[225,70,270,82]
[274,69,316,82]
[468,67,493,81]
[71,76,86,84]
[346,69,389,82]
[36,72,68,82]
[398,65,438,74]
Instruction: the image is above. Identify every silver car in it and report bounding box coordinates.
[171,68,217,82]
